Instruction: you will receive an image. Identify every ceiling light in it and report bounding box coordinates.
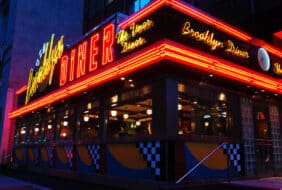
[110,110,117,117]
[47,124,52,129]
[146,109,152,115]
[178,103,182,110]
[63,121,68,126]
[83,115,90,122]
[123,113,129,119]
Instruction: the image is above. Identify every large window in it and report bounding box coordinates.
[79,100,100,140]
[107,85,152,137]
[178,81,232,137]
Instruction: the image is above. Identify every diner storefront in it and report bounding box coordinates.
[9,0,282,187]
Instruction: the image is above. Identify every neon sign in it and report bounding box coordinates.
[25,34,64,104]
[59,23,115,87]
[182,21,249,59]
[273,63,282,75]
[116,19,154,53]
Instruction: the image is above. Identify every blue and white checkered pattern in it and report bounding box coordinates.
[223,143,242,172]
[87,144,100,171]
[138,141,161,177]
[46,146,53,165]
[64,145,73,168]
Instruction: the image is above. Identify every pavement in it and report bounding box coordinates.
[0,175,51,190]
[228,177,282,190]
[2,171,282,190]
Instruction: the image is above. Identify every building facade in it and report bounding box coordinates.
[5,0,282,189]
[0,0,84,163]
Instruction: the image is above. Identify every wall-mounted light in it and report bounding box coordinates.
[34,127,40,132]
[136,121,141,126]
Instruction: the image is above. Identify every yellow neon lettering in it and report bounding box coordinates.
[273,63,282,75]
[116,19,154,53]
[182,21,224,51]
[25,34,64,104]
[225,40,249,58]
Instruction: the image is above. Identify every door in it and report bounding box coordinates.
[253,104,274,176]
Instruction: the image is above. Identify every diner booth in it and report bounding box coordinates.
[9,0,282,188]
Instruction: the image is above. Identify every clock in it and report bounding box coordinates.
[257,47,270,71]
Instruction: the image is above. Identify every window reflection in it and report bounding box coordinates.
[178,82,232,137]
[107,85,152,137]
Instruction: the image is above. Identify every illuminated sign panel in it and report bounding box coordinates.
[117,6,282,78]
[59,23,115,87]
[116,19,154,53]
[13,1,282,117]
[25,34,64,104]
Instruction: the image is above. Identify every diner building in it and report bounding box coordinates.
[9,0,282,188]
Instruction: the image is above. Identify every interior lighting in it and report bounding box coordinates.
[136,121,141,126]
[218,92,226,101]
[20,128,26,135]
[47,124,52,129]
[111,110,117,117]
[123,113,129,119]
[63,121,68,126]
[83,115,90,122]
[178,103,183,110]
[146,109,152,115]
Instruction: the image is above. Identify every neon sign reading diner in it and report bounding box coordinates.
[25,34,64,104]
[59,23,115,87]
[116,19,154,53]
[182,21,249,59]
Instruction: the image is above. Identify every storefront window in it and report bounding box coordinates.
[178,82,232,137]
[45,111,56,142]
[254,109,270,139]
[79,101,100,140]
[107,85,152,137]
[58,108,74,140]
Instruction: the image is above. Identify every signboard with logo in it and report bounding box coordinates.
[24,5,282,105]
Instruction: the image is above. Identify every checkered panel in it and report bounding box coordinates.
[64,145,73,168]
[223,143,242,172]
[138,141,161,177]
[46,146,53,165]
[87,144,100,171]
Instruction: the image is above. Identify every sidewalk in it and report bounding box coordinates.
[227,177,282,190]
[0,175,51,190]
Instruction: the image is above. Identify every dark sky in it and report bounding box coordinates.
[192,0,282,44]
